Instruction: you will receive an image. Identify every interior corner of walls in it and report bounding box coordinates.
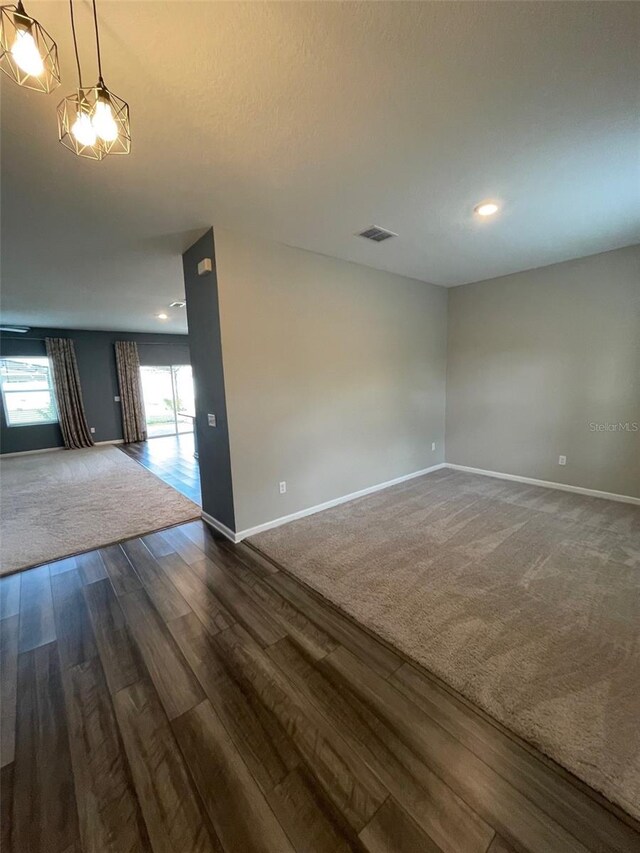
[441,247,639,497]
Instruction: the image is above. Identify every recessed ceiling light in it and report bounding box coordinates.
[474,201,500,217]
[156,313,168,320]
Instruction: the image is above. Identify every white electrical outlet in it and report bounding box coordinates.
[207,413,217,427]
[431,442,436,451]
[114,395,120,402]
[279,481,287,494]
[90,427,96,434]
[558,455,567,466]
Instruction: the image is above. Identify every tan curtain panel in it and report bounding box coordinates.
[45,337,95,449]
[115,341,147,443]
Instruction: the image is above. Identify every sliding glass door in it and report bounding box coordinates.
[173,364,195,433]
[140,364,194,438]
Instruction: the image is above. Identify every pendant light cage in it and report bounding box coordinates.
[57,89,102,160]
[0,3,60,93]
[96,84,131,155]
[57,84,131,161]
[57,0,131,161]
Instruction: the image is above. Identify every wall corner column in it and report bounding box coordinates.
[182,228,236,534]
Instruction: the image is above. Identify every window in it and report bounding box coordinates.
[0,356,58,426]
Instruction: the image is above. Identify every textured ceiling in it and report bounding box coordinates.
[1,1,639,333]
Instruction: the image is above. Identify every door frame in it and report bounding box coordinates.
[140,363,193,439]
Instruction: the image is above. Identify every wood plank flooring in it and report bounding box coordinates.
[121,434,201,504]
[1,519,639,853]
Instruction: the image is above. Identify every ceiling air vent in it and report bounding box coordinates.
[357,225,398,243]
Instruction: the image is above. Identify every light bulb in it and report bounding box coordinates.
[72,111,97,147]
[92,99,118,142]
[474,202,500,217]
[10,28,44,76]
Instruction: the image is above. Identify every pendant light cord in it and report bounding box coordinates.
[91,0,104,83]
[68,0,83,87]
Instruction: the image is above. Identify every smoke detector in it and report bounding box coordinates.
[357,225,398,243]
[169,300,186,308]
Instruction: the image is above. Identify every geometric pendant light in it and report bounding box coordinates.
[57,0,130,160]
[57,0,102,160]
[87,0,130,156]
[0,0,61,93]
[57,87,108,161]
[58,82,130,160]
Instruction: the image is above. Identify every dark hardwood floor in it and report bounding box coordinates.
[121,433,201,504]
[1,519,639,852]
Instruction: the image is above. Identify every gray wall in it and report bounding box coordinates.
[183,230,236,530]
[446,245,640,497]
[214,228,448,532]
[0,327,190,454]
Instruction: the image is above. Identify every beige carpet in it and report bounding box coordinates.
[251,468,640,819]
[0,446,200,575]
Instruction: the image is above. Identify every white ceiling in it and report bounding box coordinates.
[1,1,639,334]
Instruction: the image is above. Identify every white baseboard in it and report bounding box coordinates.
[1,438,125,458]
[235,463,448,541]
[0,446,65,458]
[197,460,639,546]
[201,511,241,543]
[446,464,640,506]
